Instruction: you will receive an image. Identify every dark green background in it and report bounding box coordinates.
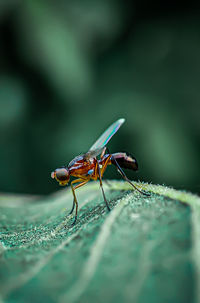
[0,0,200,195]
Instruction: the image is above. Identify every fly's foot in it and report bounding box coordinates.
[106,204,111,211]
[72,215,77,226]
[68,202,75,216]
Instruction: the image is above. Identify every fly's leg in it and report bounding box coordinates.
[70,178,89,225]
[111,155,150,196]
[100,154,111,177]
[99,149,113,188]
[68,179,81,216]
[68,201,75,215]
[96,161,111,211]
[101,159,112,188]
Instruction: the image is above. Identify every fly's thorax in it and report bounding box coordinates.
[69,156,96,177]
[51,167,70,186]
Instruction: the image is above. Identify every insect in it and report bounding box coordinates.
[51,118,148,225]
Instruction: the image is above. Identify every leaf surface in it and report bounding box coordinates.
[0,181,199,303]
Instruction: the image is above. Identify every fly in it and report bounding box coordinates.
[51,118,149,225]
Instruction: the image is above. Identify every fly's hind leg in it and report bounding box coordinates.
[111,155,150,196]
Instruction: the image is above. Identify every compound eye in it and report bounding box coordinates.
[55,168,69,181]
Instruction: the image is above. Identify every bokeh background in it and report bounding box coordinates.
[0,0,200,195]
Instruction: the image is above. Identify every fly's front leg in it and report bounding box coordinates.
[68,179,81,216]
[96,161,111,211]
[68,196,75,215]
[70,178,89,225]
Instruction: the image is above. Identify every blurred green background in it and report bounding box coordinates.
[0,0,200,195]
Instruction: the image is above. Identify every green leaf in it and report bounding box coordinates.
[0,181,199,303]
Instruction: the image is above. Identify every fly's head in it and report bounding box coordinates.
[51,167,70,186]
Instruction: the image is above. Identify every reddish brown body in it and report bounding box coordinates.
[51,149,139,225]
[51,118,148,225]
[68,154,112,180]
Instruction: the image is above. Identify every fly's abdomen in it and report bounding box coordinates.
[111,152,138,171]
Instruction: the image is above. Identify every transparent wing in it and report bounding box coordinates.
[89,118,125,152]
[84,147,105,160]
